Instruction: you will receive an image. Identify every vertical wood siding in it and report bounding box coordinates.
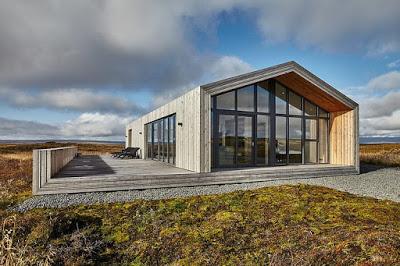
[329,107,359,172]
[126,87,202,172]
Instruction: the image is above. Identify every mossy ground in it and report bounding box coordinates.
[2,185,400,265]
[1,143,400,265]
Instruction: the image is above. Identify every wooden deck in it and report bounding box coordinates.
[38,155,358,195]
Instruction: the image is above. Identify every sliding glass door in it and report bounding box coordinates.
[146,114,176,165]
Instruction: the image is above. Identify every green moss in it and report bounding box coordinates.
[1,184,400,265]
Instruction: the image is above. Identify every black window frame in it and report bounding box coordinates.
[211,79,330,168]
[145,113,176,165]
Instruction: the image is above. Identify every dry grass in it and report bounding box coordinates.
[0,142,123,208]
[360,143,400,167]
[0,142,399,264]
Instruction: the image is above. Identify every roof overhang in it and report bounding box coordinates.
[201,61,357,112]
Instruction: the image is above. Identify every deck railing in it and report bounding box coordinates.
[32,146,78,194]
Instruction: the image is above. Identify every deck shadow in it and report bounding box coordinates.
[359,163,388,174]
[54,155,116,178]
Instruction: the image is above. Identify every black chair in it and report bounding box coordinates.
[117,147,140,159]
[111,148,127,158]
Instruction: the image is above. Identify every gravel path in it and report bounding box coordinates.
[13,164,400,212]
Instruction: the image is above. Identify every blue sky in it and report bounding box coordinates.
[0,1,399,140]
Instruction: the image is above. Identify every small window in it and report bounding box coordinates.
[275,83,287,114]
[305,119,317,140]
[289,91,302,115]
[305,101,317,116]
[318,107,329,118]
[237,85,255,112]
[216,90,235,110]
[257,82,269,113]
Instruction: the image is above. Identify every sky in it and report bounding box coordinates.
[0,0,400,141]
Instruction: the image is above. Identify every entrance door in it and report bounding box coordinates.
[275,116,287,164]
[217,114,236,167]
[216,113,255,168]
[237,115,254,166]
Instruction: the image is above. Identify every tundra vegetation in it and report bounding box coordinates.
[1,143,400,265]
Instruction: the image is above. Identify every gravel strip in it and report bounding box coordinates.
[13,165,400,212]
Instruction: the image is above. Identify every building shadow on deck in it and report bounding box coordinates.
[54,155,115,178]
[359,163,388,174]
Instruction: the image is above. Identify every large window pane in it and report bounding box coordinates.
[306,119,317,139]
[147,124,152,159]
[237,86,255,112]
[216,90,235,110]
[275,116,287,164]
[257,115,269,165]
[289,117,302,163]
[257,82,269,113]
[237,116,253,165]
[289,91,302,115]
[160,120,164,161]
[170,115,176,164]
[218,115,236,166]
[318,107,329,118]
[163,118,168,162]
[305,141,317,163]
[305,101,317,116]
[319,119,328,163]
[153,122,159,159]
[275,83,287,114]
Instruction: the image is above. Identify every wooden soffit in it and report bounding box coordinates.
[275,72,352,112]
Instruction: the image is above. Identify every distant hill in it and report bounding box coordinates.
[0,139,124,145]
[360,136,400,144]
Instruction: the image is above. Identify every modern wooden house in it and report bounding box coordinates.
[126,61,359,176]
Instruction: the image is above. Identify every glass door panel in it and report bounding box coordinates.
[218,114,236,166]
[237,115,254,165]
[288,117,302,163]
[256,115,269,165]
[275,116,287,164]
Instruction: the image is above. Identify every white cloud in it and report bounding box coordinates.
[254,0,400,55]
[360,91,400,118]
[151,55,253,108]
[0,117,60,139]
[361,111,400,137]
[388,59,400,69]
[0,88,145,114]
[208,56,253,81]
[365,71,400,91]
[60,113,133,138]
[0,113,133,140]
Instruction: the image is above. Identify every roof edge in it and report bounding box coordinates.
[201,61,358,109]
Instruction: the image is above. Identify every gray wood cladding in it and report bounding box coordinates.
[32,146,78,194]
[329,107,359,172]
[127,87,202,172]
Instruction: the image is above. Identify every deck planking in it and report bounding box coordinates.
[36,155,359,195]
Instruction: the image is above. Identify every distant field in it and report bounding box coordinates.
[0,142,123,207]
[0,142,400,264]
[360,143,400,167]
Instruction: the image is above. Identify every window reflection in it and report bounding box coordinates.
[289,117,302,163]
[216,90,235,110]
[289,91,302,115]
[257,115,269,165]
[237,86,255,112]
[218,115,236,166]
[257,82,269,113]
[305,101,317,116]
[275,83,287,114]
